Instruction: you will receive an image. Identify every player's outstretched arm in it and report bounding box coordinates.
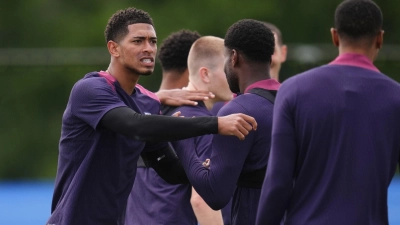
[100,107,255,142]
[156,89,215,106]
[217,113,257,140]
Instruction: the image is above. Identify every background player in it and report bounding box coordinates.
[126,32,225,225]
[256,0,400,224]
[173,19,279,225]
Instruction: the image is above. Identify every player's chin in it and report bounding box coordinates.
[140,69,154,76]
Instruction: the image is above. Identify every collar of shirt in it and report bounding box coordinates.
[244,79,281,94]
[328,53,380,72]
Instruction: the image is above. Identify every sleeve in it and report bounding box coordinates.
[141,141,189,184]
[100,107,218,142]
[173,105,214,161]
[193,134,213,161]
[142,141,168,152]
[69,77,126,130]
[174,101,254,210]
[256,82,298,225]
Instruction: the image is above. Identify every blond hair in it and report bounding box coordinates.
[187,36,224,76]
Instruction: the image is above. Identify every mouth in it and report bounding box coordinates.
[140,57,154,66]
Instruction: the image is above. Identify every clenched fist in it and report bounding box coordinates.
[217,113,257,140]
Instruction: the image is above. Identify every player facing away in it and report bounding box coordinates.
[173,19,280,225]
[217,21,287,225]
[125,33,225,225]
[256,0,400,224]
[210,21,287,113]
[46,8,257,225]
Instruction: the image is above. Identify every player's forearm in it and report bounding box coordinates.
[191,188,223,225]
[173,138,233,209]
[99,106,218,141]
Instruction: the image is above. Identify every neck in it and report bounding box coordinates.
[338,45,378,63]
[106,64,139,95]
[203,99,214,110]
[186,82,200,92]
[269,68,280,81]
[238,64,271,93]
[186,81,216,110]
[159,70,188,90]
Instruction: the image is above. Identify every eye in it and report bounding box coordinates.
[151,40,157,44]
[133,40,142,43]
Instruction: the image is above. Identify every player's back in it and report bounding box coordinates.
[281,64,400,224]
[216,87,276,225]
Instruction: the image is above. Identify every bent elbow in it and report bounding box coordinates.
[208,201,226,211]
[203,195,230,210]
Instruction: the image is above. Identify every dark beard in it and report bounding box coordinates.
[227,73,240,93]
[139,70,153,76]
[129,66,154,76]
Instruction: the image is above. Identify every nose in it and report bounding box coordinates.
[143,40,156,54]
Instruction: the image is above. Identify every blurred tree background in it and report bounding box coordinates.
[0,0,399,179]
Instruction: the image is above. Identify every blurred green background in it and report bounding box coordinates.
[0,0,399,179]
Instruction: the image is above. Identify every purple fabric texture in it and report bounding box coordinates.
[174,79,280,225]
[256,55,400,225]
[47,72,161,225]
[125,102,213,225]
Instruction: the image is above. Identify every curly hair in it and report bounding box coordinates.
[104,7,154,43]
[157,30,201,73]
[224,19,274,63]
[335,0,382,43]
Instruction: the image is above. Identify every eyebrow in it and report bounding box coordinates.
[132,36,157,40]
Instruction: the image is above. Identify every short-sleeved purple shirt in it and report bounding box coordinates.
[47,71,161,225]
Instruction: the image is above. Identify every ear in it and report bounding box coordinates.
[376,30,384,49]
[280,44,288,63]
[231,49,238,67]
[330,28,339,47]
[199,67,211,84]
[107,40,120,57]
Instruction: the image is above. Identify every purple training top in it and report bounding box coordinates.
[210,100,233,225]
[174,79,280,225]
[256,53,400,225]
[47,71,163,225]
[125,101,213,225]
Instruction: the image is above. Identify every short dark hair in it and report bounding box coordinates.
[157,30,201,73]
[104,7,154,43]
[335,0,382,43]
[225,19,274,63]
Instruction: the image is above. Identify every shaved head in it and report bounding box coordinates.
[188,36,225,77]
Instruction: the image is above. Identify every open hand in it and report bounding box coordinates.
[156,89,215,106]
